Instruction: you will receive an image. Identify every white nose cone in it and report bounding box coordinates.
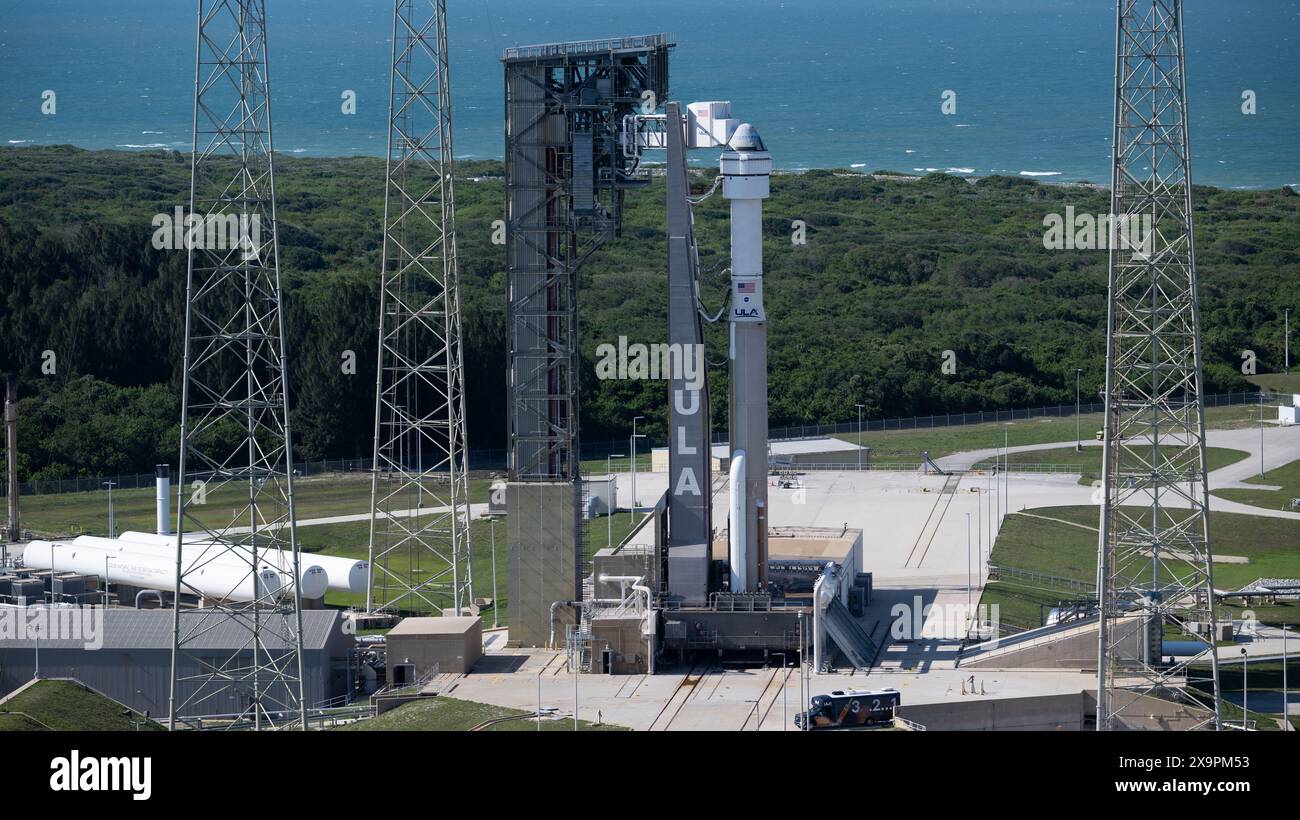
[730,122,765,151]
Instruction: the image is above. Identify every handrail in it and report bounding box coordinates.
[503,33,674,61]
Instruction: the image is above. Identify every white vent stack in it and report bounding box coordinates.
[155,464,170,535]
[723,121,772,592]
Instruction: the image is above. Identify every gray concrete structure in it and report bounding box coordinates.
[385,616,482,682]
[0,608,352,719]
[507,483,577,647]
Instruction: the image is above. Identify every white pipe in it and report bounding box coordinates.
[119,531,359,596]
[729,450,748,591]
[67,535,328,600]
[597,574,651,612]
[24,540,282,603]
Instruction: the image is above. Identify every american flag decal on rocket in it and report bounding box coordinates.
[736,281,756,293]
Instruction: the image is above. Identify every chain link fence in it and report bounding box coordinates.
[3,390,1270,497]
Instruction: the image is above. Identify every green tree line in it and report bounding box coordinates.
[0,146,1295,480]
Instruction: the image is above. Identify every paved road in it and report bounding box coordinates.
[224,502,491,533]
[937,424,1300,521]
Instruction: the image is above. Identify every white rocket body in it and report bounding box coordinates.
[723,123,772,592]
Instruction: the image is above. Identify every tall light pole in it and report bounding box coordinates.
[965,512,972,619]
[855,403,865,471]
[1286,308,1291,375]
[1284,624,1290,732]
[772,652,789,730]
[1241,647,1249,729]
[1259,391,1266,478]
[1003,429,1009,519]
[1074,369,1083,452]
[606,454,625,548]
[103,480,116,539]
[489,518,499,629]
[630,416,645,521]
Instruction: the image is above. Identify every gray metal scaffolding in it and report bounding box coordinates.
[1095,0,1222,731]
[502,34,672,645]
[170,0,307,730]
[366,0,474,616]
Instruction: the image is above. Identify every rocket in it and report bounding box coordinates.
[723,123,771,592]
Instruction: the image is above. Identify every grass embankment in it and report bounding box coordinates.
[832,404,1260,464]
[980,506,1300,631]
[0,680,162,731]
[334,696,625,732]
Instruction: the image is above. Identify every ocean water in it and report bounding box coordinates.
[0,0,1297,188]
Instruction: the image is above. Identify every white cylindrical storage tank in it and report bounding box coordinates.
[23,540,281,603]
[120,532,365,595]
[104,533,329,599]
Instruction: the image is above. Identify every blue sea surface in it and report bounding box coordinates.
[0,0,1296,188]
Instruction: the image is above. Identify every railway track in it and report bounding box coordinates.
[647,660,711,731]
[904,473,961,568]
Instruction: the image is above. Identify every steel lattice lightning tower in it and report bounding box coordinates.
[366,0,473,616]
[1096,0,1221,731]
[170,0,307,730]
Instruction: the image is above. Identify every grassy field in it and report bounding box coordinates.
[16,473,496,539]
[972,445,1249,486]
[1214,458,1300,512]
[301,509,645,618]
[833,404,1261,464]
[14,467,648,623]
[980,506,1300,631]
[334,695,624,731]
[0,679,162,731]
[1247,373,1300,395]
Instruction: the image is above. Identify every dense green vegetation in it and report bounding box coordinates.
[0,679,162,731]
[2,146,1296,480]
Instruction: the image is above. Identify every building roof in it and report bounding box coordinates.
[387,615,480,637]
[710,527,862,563]
[502,33,673,62]
[0,607,342,650]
